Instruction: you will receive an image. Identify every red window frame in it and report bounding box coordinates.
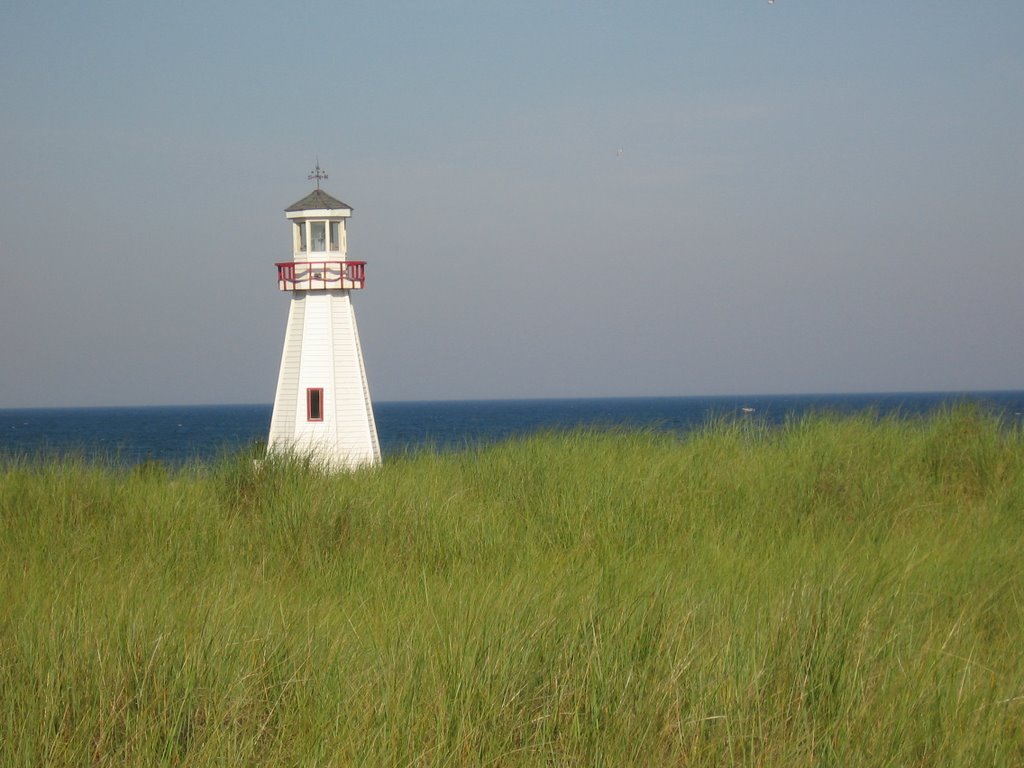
[307,388,324,422]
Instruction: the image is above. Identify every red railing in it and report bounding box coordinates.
[275,261,366,291]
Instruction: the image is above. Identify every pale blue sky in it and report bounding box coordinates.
[1,1,1022,407]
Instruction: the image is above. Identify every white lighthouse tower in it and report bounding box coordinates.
[267,166,381,469]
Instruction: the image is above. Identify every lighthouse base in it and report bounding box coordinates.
[267,291,381,470]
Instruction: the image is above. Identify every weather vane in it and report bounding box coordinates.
[308,159,328,189]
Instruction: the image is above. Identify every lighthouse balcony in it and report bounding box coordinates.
[275,261,366,291]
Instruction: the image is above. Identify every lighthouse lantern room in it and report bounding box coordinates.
[267,166,381,469]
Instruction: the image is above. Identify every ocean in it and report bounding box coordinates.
[2,392,1023,466]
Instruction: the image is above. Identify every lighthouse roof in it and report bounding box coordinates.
[285,188,352,213]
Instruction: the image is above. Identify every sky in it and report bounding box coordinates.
[1,1,1022,407]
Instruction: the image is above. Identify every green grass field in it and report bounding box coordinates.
[1,407,1022,766]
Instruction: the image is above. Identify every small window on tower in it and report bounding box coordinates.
[298,222,307,252]
[307,388,324,421]
[330,221,340,251]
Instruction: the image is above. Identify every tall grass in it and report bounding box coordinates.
[1,407,1022,765]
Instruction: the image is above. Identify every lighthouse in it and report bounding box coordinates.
[267,166,381,469]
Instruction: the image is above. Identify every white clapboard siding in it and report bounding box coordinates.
[267,290,380,469]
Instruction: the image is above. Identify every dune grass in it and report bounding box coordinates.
[1,406,1022,765]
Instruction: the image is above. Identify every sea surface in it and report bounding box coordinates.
[2,392,1023,466]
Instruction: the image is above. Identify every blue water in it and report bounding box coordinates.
[2,392,1022,465]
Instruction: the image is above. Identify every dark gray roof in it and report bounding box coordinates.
[285,188,352,212]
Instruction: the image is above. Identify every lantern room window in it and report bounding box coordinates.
[307,388,324,421]
[294,219,342,254]
[311,221,326,252]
